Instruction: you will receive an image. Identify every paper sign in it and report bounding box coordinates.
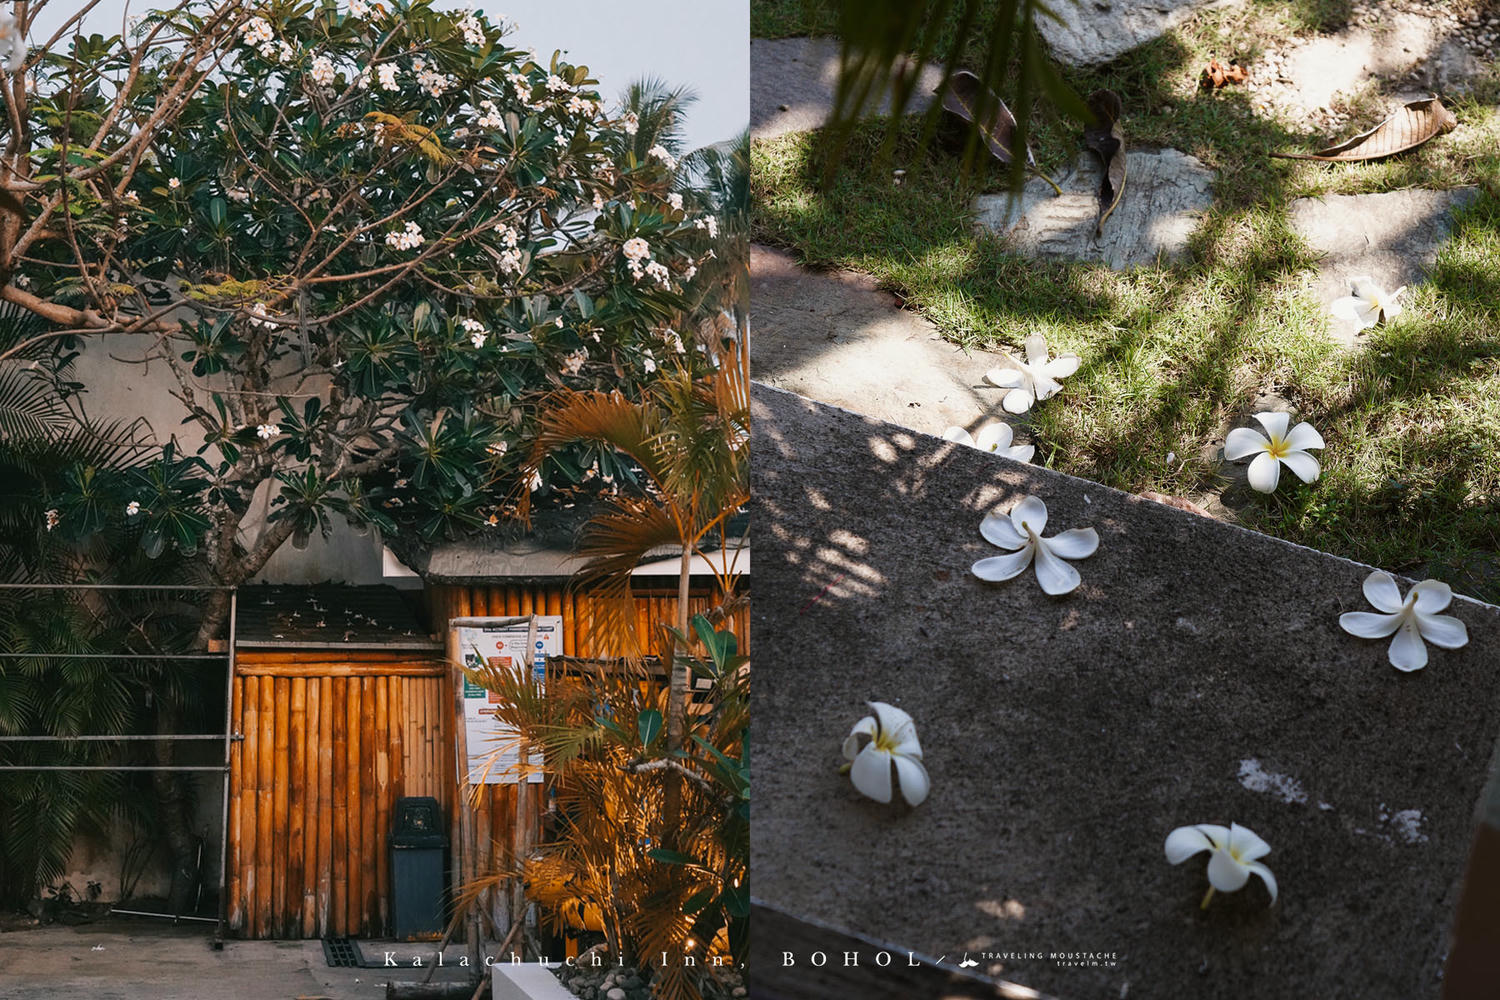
[455,616,562,784]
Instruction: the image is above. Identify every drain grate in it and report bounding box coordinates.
[322,937,360,968]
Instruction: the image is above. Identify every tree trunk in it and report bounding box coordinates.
[153,699,202,915]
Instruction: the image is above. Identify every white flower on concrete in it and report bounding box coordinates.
[841,701,929,806]
[972,495,1097,596]
[1330,276,1404,331]
[985,334,1079,414]
[1224,412,1324,493]
[942,423,1034,463]
[1165,822,1277,908]
[1339,570,1468,672]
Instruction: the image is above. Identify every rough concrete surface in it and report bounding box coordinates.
[973,148,1216,269]
[0,922,475,999]
[1037,0,1240,67]
[1291,187,1478,346]
[751,383,1500,1000]
[751,244,1028,439]
[751,37,943,139]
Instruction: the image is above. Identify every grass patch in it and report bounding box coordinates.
[753,5,1500,600]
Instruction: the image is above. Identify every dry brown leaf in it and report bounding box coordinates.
[1200,59,1249,90]
[1270,97,1457,162]
[938,71,1063,195]
[1139,491,1213,518]
[1083,89,1126,237]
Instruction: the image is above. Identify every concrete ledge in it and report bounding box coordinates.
[493,963,572,1000]
[751,382,1500,999]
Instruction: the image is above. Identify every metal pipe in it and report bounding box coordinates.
[0,653,228,660]
[0,765,230,772]
[109,908,219,923]
[0,734,228,742]
[217,589,238,948]
[0,583,232,590]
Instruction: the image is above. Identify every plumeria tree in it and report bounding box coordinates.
[0,0,733,910]
[2,0,724,642]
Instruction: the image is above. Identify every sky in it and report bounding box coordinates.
[28,0,749,153]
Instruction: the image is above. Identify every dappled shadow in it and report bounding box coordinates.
[752,11,1499,602]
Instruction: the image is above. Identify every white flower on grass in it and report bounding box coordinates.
[376,63,399,91]
[942,423,1034,463]
[1165,823,1277,908]
[125,501,141,517]
[647,144,677,170]
[841,702,930,807]
[1339,570,1469,672]
[256,423,280,440]
[971,495,1097,596]
[984,334,1079,414]
[1330,276,1404,331]
[1224,412,1324,493]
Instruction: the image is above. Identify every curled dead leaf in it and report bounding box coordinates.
[938,70,1062,195]
[1139,491,1213,518]
[1270,97,1457,162]
[1199,59,1249,90]
[1083,89,1126,237]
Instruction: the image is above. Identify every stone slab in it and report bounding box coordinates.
[751,37,943,139]
[1037,0,1240,67]
[1291,187,1478,346]
[751,383,1500,1000]
[493,963,573,1000]
[973,148,1215,269]
[750,243,1025,439]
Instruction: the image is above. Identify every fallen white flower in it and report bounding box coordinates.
[1165,822,1277,907]
[972,495,1097,596]
[942,423,1034,463]
[1339,570,1469,672]
[985,334,1079,414]
[1224,411,1324,493]
[842,701,929,806]
[1330,276,1404,331]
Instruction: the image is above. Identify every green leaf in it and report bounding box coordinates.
[637,708,662,746]
[646,848,696,865]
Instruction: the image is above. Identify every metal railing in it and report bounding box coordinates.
[0,583,238,945]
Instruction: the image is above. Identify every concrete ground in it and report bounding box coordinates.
[751,383,1500,999]
[0,921,477,1000]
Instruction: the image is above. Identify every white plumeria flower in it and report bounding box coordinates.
[43,508,60,532]
[1339,570,1469,672]
[1330,276,1404,331]
[984,334,1079,414]
[125,501,141,517]
[1224,412,1324,493]
[168,177,181,190]
[1165,823,1277,908]
[942,423,1033,463]
[256,423,280,440]
[972,495,1098,596]
[646,144,677,170]
[841,702,930,807]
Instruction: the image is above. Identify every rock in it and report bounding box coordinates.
[606,989,627,1000]
[973,147,1215,269]
[751,37,944,140]
[750,244,1036,437]
[1037,0,1242,67]
[1290,187,1478,347]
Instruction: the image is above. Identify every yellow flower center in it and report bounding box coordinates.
[1265,436,1290,460]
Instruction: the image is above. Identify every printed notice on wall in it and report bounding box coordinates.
[455,617,562,784]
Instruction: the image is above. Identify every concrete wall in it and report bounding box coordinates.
[71,332,386,585]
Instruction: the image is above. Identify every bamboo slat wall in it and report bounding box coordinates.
[226,582,749,940]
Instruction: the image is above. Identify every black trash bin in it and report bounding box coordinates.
[390,796,446,941]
